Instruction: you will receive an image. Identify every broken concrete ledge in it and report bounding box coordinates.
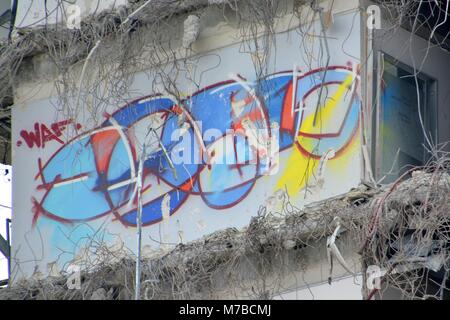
[1,171,448,299]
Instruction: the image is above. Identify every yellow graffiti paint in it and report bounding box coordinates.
[276,147,318,196]
[300,73,354,134]
[326,127,361,178]
[276,73,356,196]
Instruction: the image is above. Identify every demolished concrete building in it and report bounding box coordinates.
[0,0,449,299]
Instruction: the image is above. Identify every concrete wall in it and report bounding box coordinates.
[362,1,450,298]
[274,275,363,300]
[0,0,11,41]
[372,1,450,150]
[10,0,363,286]
[14,0,127,29]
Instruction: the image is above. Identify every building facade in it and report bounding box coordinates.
[5,0,450,298]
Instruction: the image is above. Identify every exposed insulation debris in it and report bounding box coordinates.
[0,167,448,299]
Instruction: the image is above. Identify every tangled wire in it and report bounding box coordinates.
[1,0,450,299]
[0,155,448,299]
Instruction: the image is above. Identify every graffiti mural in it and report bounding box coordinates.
[29,65,360,228]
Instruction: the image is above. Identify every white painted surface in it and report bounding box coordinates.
[274,275,363,300]
[11,7,362,285]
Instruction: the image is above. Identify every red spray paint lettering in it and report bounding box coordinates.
[17,120,81,149]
